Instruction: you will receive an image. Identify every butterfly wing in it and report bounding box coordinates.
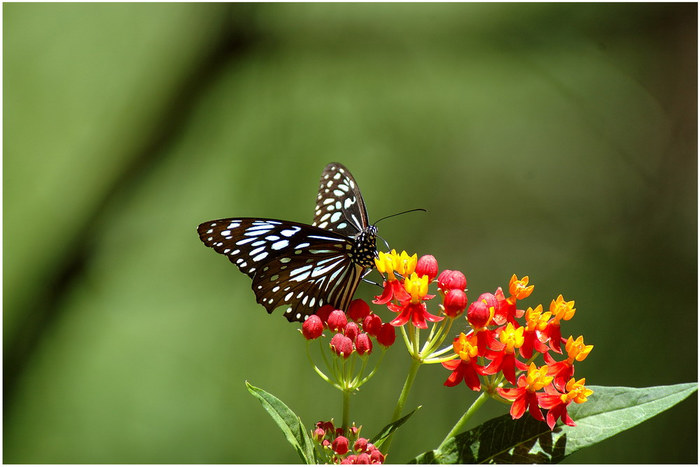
[197,218,363,322]
[313,162,370,236]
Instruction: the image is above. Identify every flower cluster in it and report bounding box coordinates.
[302,299,397,355]
[371,250,593,430]
[444,274,594,429]
[312,420,386,464]
[373,251,467,328]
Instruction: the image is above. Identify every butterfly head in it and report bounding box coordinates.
[350,225,378,269]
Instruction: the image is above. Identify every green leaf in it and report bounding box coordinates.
[410,382,697,464]
[370,406,421,450]
[246,381,316,464]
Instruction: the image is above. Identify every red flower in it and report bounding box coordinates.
[538,377,593,429]
[373,250,414,304]
[388,273,441,329]
[442,332,484,391]
[482,323,527,385]
[519,305,551,359]
[373,279,410,305]
[497,363,552,423]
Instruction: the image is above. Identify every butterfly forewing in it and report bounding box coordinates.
[197,217,365,321]
[313,163,369,237]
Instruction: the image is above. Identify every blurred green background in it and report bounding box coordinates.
[4,3,697,463]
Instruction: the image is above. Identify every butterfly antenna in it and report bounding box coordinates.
[373,208,427,226]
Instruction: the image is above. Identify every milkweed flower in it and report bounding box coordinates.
[538,377,593,429]
[442,332,484,391]
[519,305,551,359]
[497,363,553,423]
[545,335,593,391]
[545,295,576,353]
[373,250,414,305]
[388,272,442,328]
[482,322,526,385]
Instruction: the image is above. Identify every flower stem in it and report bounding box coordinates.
[342,388,351,430]
[438,391,490,450]
[383,357,422,453]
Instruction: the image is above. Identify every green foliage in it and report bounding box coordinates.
[246,382,316,464]
[369,406,421,450]
[410,383,698,464]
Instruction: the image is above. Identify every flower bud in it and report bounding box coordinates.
[467,300,491,329]
[355,452,371,464]
[369,449,385,464]
[330,333,354,358]
[312,427,325,442]
[355,333,373,356]
[344,321,360,341]
[443,289,467,317]
[347,298,371,322]
[341,455,356,464]
[332,435,349,455]
[353,437,369,453]
[437,269,467,293]
[362,313,382,337]
[415,255,439,281]
[315,304,335,325]
[328,309,348,332]
[376,323,396,347]
[302,314,324,340]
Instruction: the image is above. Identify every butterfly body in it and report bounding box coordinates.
[197,163,377,322]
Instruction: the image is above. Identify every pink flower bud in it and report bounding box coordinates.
[437,269,467,293]
[330,333,353,358]
[332,435,349,455]
[353,437,369,453]
[467,300,490,328]
[355,333,373,356]
[341,455,356,464]
[355,453,371,464]
[376,323,396,347]
[369,449,385,464]
[328,309,348,332]
[344,321,360,341]
[312,427,325,442]
[415,255,439,281]
[315,304,335,325]
[302,314,324,340]
[362,313,382,337]
[443,289,467,318]
[347,299,371,322]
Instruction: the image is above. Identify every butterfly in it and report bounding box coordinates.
[197,163,378,323]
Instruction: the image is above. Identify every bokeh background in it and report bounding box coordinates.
[4,3,697,463]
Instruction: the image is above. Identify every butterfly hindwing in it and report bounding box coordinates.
[313,162,369,237]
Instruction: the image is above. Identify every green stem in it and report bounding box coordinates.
[342,389,351,430]
[438,392,490,450]
[383,358,422,453]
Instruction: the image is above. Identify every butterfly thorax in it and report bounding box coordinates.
[349,226,378,269]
